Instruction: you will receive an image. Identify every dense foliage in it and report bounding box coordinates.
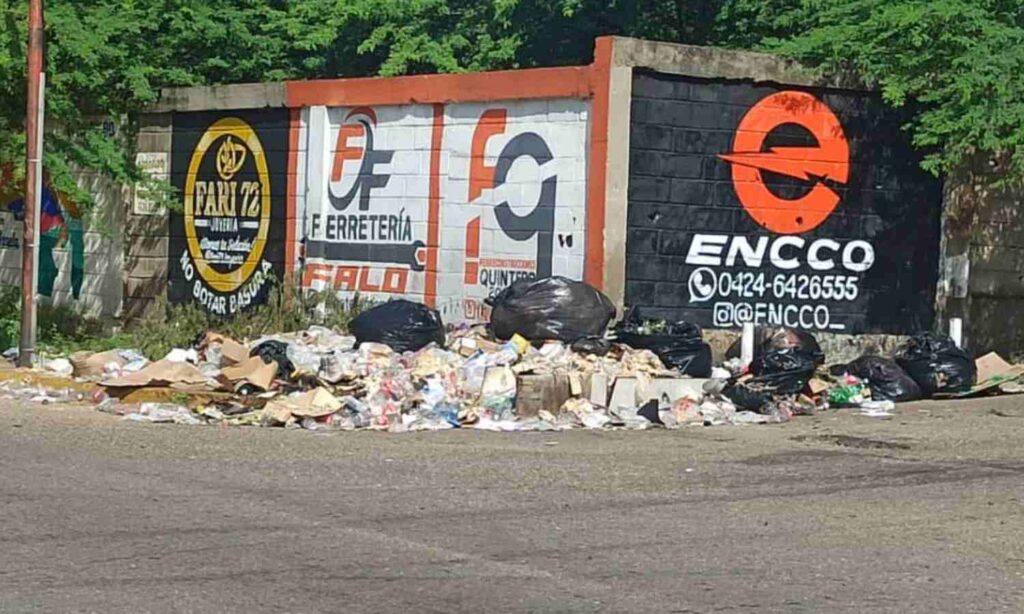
[0,0,1019,215]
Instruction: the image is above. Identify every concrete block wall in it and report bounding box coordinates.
[623,71,942,335]
[298,98,590,323]
[144,65,600,320]
[939,154,1024,356]
[124,112,172,321]
[121,36,1023,361]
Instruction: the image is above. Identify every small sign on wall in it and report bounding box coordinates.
[133,151,169,216]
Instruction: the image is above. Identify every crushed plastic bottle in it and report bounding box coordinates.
[42,357,73,378]
[164,348,198,364]
[124,403,200,425]
[287,344,322,375]
[828,384,867,406]
[858,399,896,417]
[301,417,326,431]
[432,402,461,428]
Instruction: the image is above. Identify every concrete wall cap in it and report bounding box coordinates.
[606,36,861,90]
[146,82,287,113]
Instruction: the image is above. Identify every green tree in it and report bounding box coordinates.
[0,0,527,211]
[763,0,1024,180]
[0,0,1019,212]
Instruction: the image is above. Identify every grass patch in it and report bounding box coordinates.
[0,279,371,360]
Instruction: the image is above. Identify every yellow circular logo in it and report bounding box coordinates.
[183,117,271,293]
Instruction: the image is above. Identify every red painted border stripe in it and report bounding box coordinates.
[286,66,594,108]
[584,37,612,288]
[424,103,445,308]
[285,107,300,276]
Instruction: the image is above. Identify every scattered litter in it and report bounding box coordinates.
[42,357,73,378]
[164,348,198,364]
[857,399,896,417]
[201,332,249,366]
[9,287,1014,434]
[123,403,200,425]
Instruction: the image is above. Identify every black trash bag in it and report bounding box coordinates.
[486,276,616,343]
[571,336,612,357]
[637,399,662,424]
[250,340,294,379]
[843,355,922,402]
[895,332,975,396]
[613,308,712,377]
[752,348,818,394]
[722,381,775,412]
[350,300,446,353]
[724,343,819,412]
[726,327,825,367]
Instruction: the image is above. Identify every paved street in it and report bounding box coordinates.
[2,396,1024,613]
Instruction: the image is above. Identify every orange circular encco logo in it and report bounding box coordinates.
[719,91,849,234]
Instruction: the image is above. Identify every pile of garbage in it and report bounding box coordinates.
[717,329,988,419]
[74,278,771,431]
[11,276,1021,433]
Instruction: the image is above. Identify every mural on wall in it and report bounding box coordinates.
[169,109,288,315]
[626,73,941,334]
[0,166,85,299]
[439,101,588,322]
[302,104,432,300]
[300,99,589,322]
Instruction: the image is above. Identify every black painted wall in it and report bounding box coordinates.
[625,71,942,334]
[169,109,289,316]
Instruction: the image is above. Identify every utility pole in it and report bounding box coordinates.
[19,0,44,368]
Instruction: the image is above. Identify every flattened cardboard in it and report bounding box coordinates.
[101,359,207,388]
[807,378,829,396]
[261,403,294,425]
[288,387,342,418]
[71,350,126,379]
[203,333,249,366]
[975,352,1024,384]
[220,356,277,391]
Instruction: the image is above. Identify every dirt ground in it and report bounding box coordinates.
[1,394,1023,613]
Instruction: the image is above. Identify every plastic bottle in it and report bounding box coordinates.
[432,402,460,427]
[340,397,373,429]
[828,384,866,405]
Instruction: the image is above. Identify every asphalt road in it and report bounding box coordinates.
[2,396,1024,613]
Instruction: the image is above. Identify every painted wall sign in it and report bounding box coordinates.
[302,104,431,300]
[299,99,588,322]
[625,73,941,334]
[133,152,169,216]
[169,109,288,315]
[438,101,588,322]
